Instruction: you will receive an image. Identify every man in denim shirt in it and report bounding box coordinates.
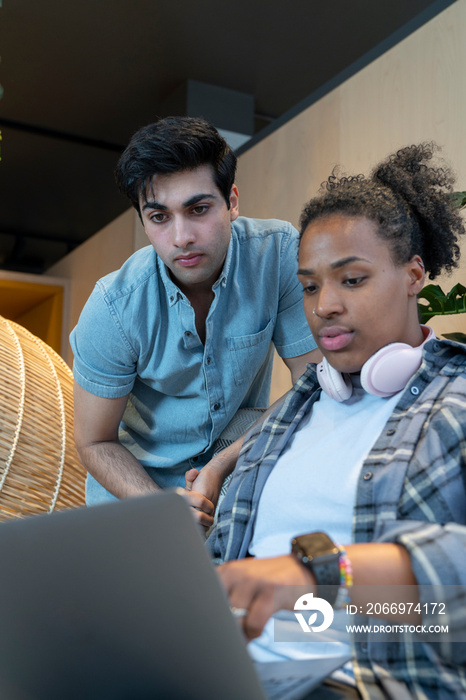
[70,117,318,525]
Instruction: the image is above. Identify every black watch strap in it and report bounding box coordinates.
[291,531,340,606]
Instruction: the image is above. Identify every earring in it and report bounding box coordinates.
[312,309,316,316]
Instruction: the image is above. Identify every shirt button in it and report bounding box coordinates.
[410,386,420,396]
[169,296,174,302]
[386,428,395,436]
[184,331,192,337]
[192,456,198,462]
[363,472,373,481]
[213,403,220,411]
[206,357,211,365]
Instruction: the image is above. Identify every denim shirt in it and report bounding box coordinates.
[70,217,316,501]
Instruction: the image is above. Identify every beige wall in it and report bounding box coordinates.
[47,208,142,365]
[234,0,466,401]
[48,0,466,394]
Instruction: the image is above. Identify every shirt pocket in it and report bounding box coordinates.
[227,318,275,386]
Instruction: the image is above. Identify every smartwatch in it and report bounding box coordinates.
[291,531,340,606]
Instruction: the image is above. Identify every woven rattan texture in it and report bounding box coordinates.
[0,316,86,521]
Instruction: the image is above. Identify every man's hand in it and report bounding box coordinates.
[184,439,244,509]
[176,485,215,534]
[218,555,315,640]
[183,465,224,535]
[184,465,225,509]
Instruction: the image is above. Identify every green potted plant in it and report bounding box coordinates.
[417,192,466,343]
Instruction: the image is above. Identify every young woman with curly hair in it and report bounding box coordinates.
[209,143,466,699]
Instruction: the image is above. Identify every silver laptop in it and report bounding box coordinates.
[0,492,349,699]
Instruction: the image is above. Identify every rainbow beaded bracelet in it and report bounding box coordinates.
[334,545,353,609]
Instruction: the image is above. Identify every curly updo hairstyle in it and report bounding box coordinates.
[299,143,465,280]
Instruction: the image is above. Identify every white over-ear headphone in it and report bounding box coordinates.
[316,326,435,402]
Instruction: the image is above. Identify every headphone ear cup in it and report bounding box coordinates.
[360,342,424,396]
[317,359,352,402]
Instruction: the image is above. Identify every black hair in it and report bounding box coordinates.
[299,143,465,279]
[115,116,237,215]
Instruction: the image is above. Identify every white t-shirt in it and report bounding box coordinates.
[248,379,401,673]
[249,379,400,557]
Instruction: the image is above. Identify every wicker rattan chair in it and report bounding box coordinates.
[0,315,86,521]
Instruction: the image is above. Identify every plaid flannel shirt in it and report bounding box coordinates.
[207,338,466,700]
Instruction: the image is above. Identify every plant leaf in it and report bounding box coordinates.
[418,283,466,322]
[418,284,448,322]
[451,191,466,209]
[442,332,466,344]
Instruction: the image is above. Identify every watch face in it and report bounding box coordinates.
[293,532,338,559]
